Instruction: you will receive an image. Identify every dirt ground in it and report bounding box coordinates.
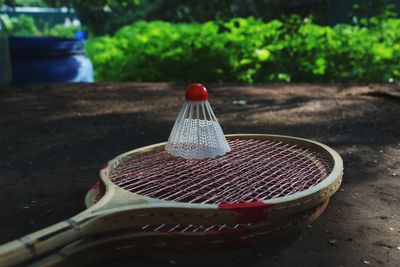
[0,83,399,266]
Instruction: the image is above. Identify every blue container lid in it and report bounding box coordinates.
[9,36,84,58]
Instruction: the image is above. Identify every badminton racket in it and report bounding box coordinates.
[0,134,343,267]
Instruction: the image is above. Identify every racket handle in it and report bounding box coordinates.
[0,220,80,267]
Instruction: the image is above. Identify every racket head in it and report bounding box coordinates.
[83,133,342,236]
[95,134,342,215]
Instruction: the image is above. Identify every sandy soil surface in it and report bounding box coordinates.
[0,83,399,266]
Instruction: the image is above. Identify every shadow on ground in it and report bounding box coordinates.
[0,83,399,266]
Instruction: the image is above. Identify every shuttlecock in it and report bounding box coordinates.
[166,83,230,159]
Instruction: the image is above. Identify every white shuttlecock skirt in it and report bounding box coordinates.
[166,100,231,159]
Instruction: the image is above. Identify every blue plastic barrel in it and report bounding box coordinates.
[9,36,93,86]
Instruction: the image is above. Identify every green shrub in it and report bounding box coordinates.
[1,14,84,38]
[2,15,39,36]
[45,25,82,38]
[86,16,400,83]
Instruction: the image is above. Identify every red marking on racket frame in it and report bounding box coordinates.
[219,201,273,224]
[101,162,108,170]
[90,181,100,190]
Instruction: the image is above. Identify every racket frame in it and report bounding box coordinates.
[0,134,343,267]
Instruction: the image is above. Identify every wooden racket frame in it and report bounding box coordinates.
[30,198,330,267]
[0,134,343,267]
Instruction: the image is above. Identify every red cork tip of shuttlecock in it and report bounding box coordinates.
[185,83,208,101]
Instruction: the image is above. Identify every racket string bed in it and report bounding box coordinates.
[109,138,333,204]
[141,223,246,233]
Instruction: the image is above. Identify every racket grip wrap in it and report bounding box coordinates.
[0,221,80,267]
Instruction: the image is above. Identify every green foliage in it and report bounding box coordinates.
[350,0,398,21]
[0,0,65,7]
[1,14,83,37]
[85,16,400,83]
[86,16,400,83]
[45,24,82,38]
[86,18,282,83]
[3,14,39,36]
[75,0,400,36]
[74,0,329,36]
[74,0,147,35]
